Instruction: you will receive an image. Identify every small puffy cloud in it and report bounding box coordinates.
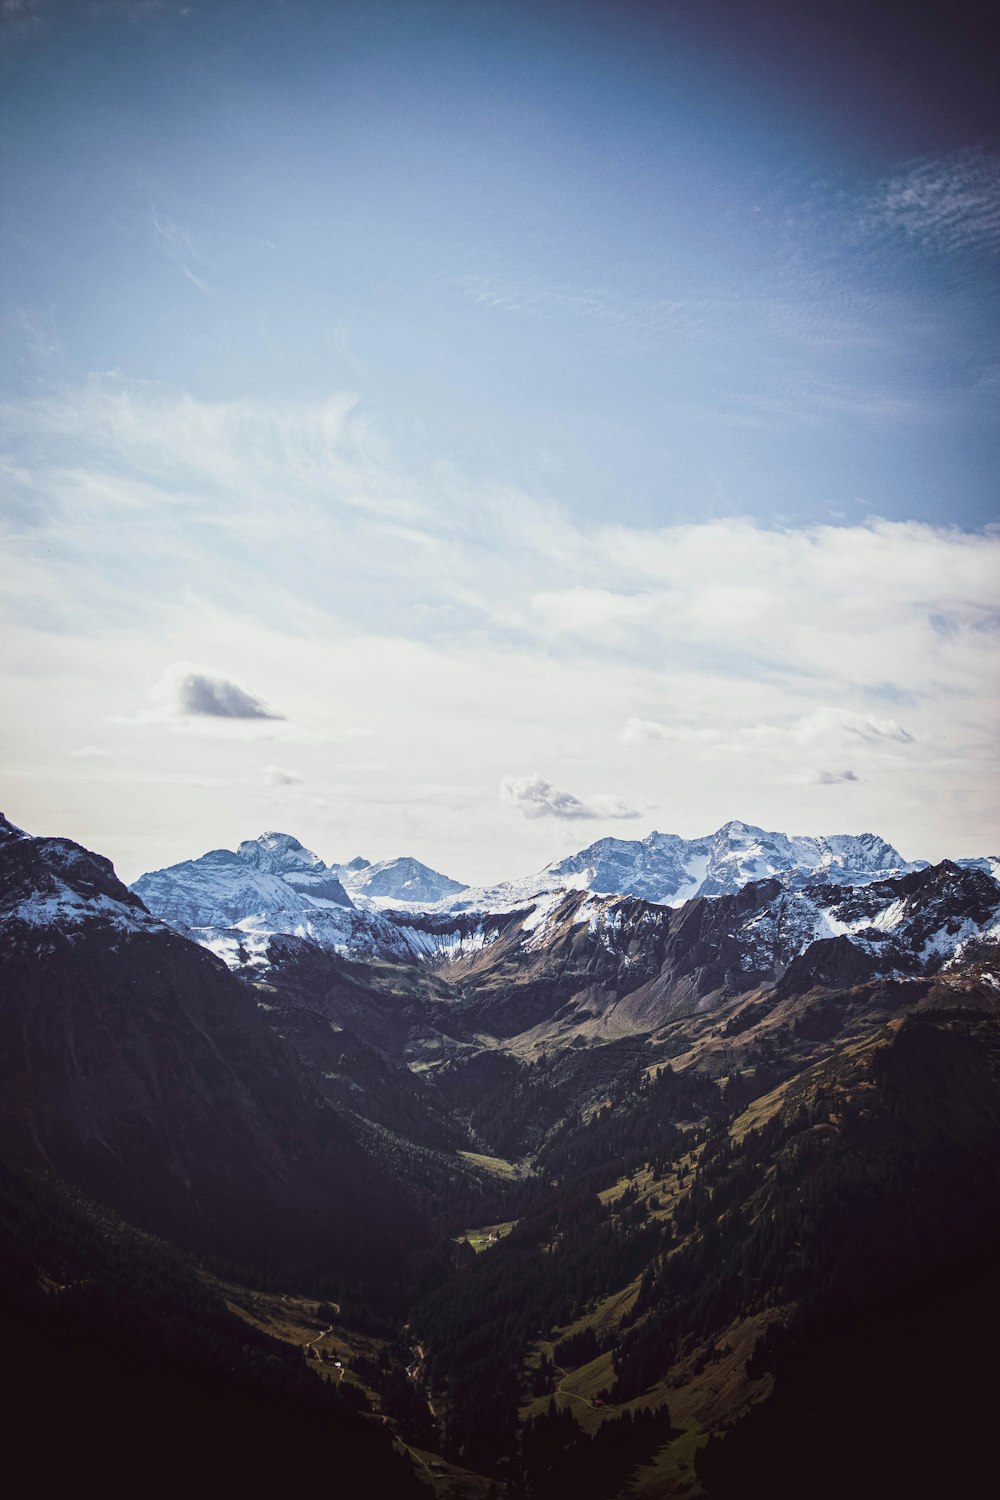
[501,774,592,819]
[263,765,304,786]
[152,662,284,721]
[70,745,110,759]
[814,769,861,785]
[500,773,640,821]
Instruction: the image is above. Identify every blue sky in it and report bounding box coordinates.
[1,0,998,880]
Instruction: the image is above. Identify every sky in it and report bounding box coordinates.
[1,0,998,884]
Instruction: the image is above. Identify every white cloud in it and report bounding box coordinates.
[814,769,860,785]
[622,709,914,757]
[620,718,720,746]
[1,379,997,877]
[728,709,916,754]
[500,773,640,822]
[531,588,657,640]
[263,765,304,785]
[70,744,111,759]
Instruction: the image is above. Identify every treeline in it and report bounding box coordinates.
[518,1400,673,1498]
[410,1187,664,1467]
[612,1010,1000,1402]
[533,1061,718,1190]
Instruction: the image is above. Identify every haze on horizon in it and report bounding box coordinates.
[1,0,998,885]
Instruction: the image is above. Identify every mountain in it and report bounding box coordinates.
[337,854,468,907]
[231,831,467,910]
[9,809,1000,1496]
[131,822,1000,986]
[131,833,429,965]
[133,828,354,925]
[130,818,999,1063]
[1,1165,424,1500]
[0,814,424,1283]
[236,829,354,905]
[451,820,925,912]
[391,862,1000,1058]
[408,996,1000,1488]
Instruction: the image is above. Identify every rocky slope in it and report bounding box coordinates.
[0,815,425,1281]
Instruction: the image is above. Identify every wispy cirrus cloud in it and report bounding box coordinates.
[150,209,215,296]
[460,275,885,359]
[622,709,917,762]
[620,706,931,798]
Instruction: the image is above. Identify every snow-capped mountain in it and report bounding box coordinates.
[7,808,1000,1053]
[711,860,1000,986]
[236,830,353,906]
[429,860,1000,1046]
[0,812,166,941]
[130,831,459,965]
[125,816,1000,990]
[224,830,466,910]
[451,821,924,911]
[337,855,467,908]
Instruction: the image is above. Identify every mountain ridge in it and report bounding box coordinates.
[4,808,1000,1496]
[127,820,999,993]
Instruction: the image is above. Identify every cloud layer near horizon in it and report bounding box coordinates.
[1,380,997,879]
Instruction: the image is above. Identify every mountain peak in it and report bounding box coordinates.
[337,855,467,907]
[0,814,28,847]
[238,830,324,869]
[716,819,766,838]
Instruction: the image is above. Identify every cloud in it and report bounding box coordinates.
[814,769,860,785]
[152,663,283,720]
[263,765,304,785]
[838,713,913,745]
[620,718,720,747]
[622,709,913,758]
[866,149,1000,260]
[731,709,916,753]
[150,208,215,296]
[70,744,111,759]
[2,379,998,871]
[500,773,640,822]
[531,588,657,640]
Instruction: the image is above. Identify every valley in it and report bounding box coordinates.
[2,811,999,1496]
